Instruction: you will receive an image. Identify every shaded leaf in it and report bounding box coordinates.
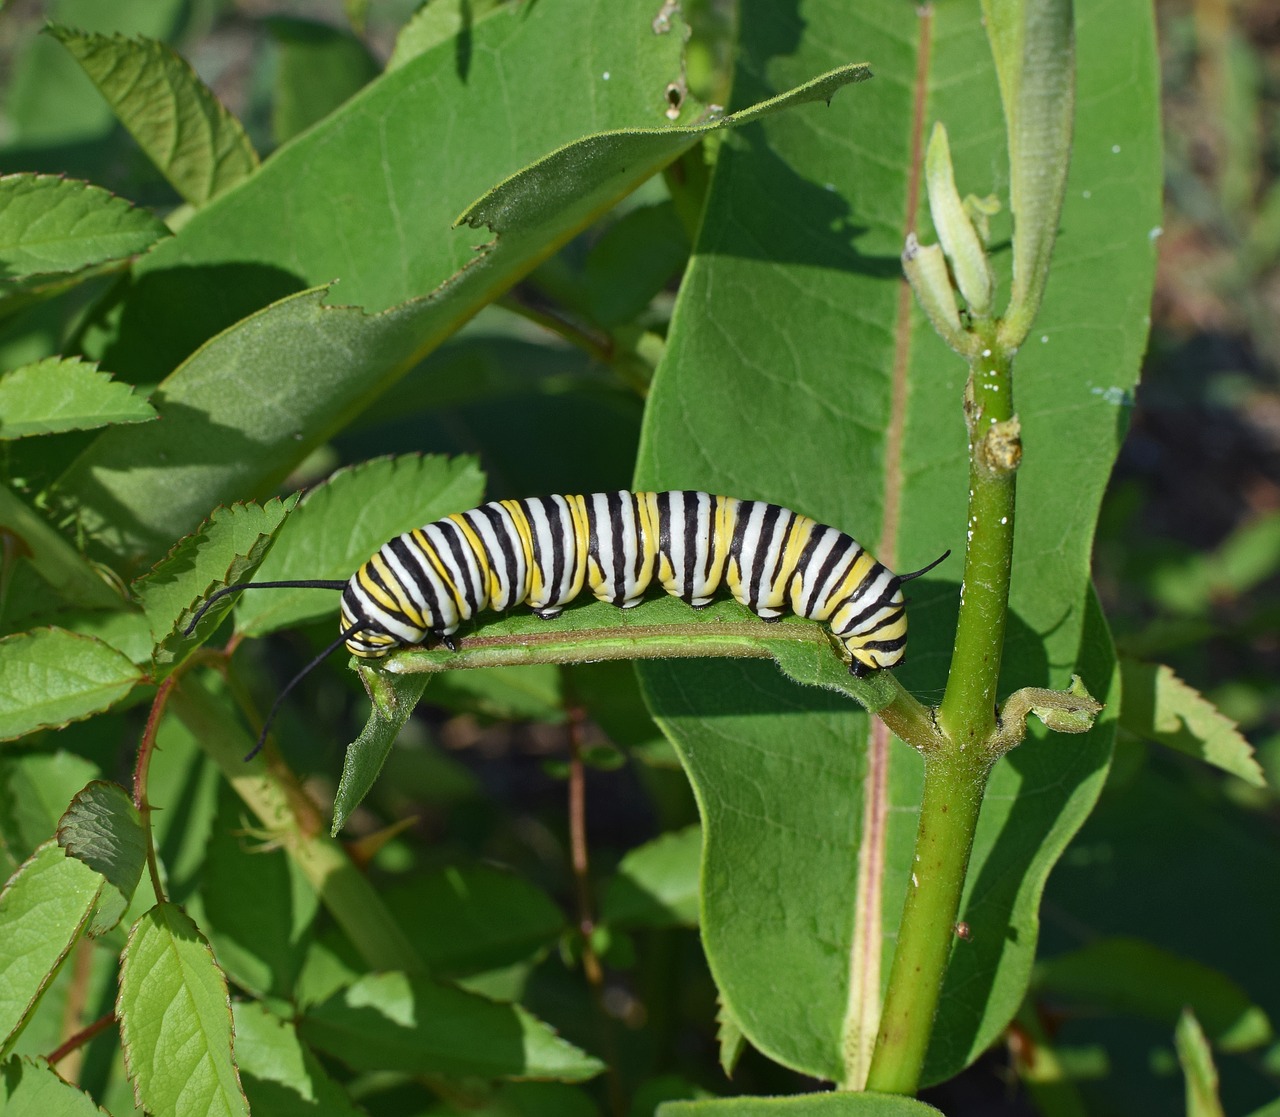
[268,17,379,145]
[57,780,147,936]
[47,25,259,206]
[1037,937,1272,1053]
[232,1001,363,1117]
[0,173,169,284]
[382,864,565,978]
[603,824,700,929]
[117,902,249,1117]
[203,782,318,1000]
[0,752,101,864]
[0,628,144,742]
[0,484,122,611]
[233,454,485,637]
[0,1055,113,1115]
[0,841,103,1052]
[0,357,156,439]
[1119,658,1265,786]
[299,971,604,1081]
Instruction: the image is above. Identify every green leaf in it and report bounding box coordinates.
[0,357,156,439]
[233,454,485,637]
[97,0,695,389]
[982,0,1076,344]
[202,781,318,1000]
[0,752,102,864]
[603,824,701,929]
[386,0,506,71]
[47,25,259,206]
[0,840,104,1053]
[56,780,147,936]
[381,864,565,979]
[1119,659,1265,786]
[268,18,379,146]
[0,1055,114,1115]
[231,1001,363,1117]
[0,484,122,610]
[0,628,144,742]
[299,971,605,1081]
[1176,1009,1226,1117]
[332,668,429,835]
[132,495,298,673]
[658,1095,944,1116]
[716,1000,746,1080]
[117,902,249,1117]
[63,8,870,564]
[634,0,1159,1087]
[1036,937,1273,1053]
[0,173,169,284]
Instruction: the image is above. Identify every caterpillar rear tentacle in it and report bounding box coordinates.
[188,491,949,760]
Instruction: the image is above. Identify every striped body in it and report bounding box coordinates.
[339,492,909,675]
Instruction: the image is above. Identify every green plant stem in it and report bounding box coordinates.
[170,672,423,974]
[864,749,991,1093]
[867,334,1019,1093]
[937,337,1017,746]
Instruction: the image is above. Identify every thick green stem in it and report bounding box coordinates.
[937,335,1018,746]
[866,332,1019,1093]
[865,750,991,1092]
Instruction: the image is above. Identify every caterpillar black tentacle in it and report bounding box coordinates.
[193,491,948,759]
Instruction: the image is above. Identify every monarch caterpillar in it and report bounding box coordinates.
[189,491,948,757]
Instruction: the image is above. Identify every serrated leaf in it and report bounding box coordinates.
[0,841,104,1053]
[0,1055,113,1115]
[603,825,701,929]
[1037,937,1273,1053]
[0,173,169,285]
[0,357,156,439]
[117,902,249,1117]
[331,668,429,835]
[1119,658,1265,787]
[299,971,604,1081]
[0,628,144,742]
[658,1095,944,1116]
[231,1002,363,1117]
[233,454,485,637]
[57,780,146,936]
[132,495,298,673]
[1176,1009,1226,1117]
[47,26,259,206]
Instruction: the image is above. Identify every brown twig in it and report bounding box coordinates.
[134,674,177,904]
[565,703,625,1117]
[46,1011,116,1068]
